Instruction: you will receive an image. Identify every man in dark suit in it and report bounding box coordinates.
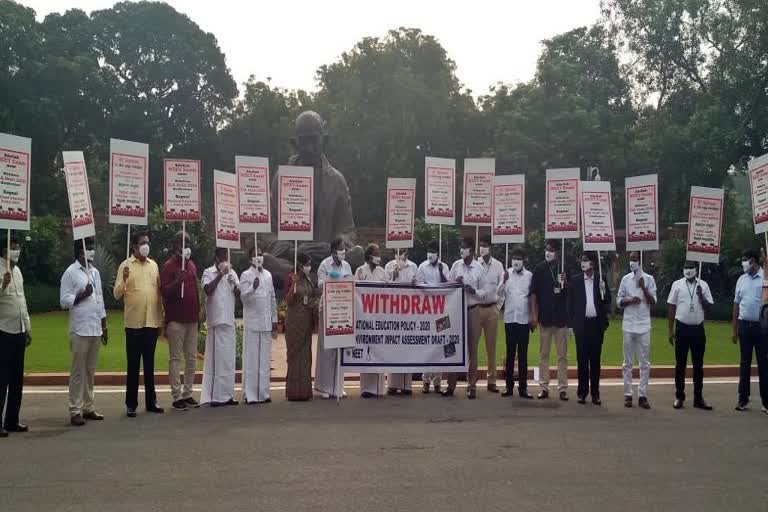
[568,252,611,405]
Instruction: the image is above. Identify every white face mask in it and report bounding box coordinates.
[683,268,697,279]
[336,250,346,261]
[479,247,490,257]
[629,261,640,272]
[138,244,150,258]
[544,251,556,263]
[581,261,592,272]
[460,248,471,258]
[371,256,381,265]
[218,261,230,274]
[427,252,438,263]
[511,259,523,271]
[252,256,264,267]
[742,260,752,273]
[182,247,191,260]
[85,249,95,262]
[302,265,312,274]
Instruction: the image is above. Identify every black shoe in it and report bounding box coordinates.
[210,401,226,408]
[5,423,28,433]
[402,389,413,396]
[70,414,86,427]
[501,388,514,397]
[83,411,105,421]
[387,388,398,396]
[422,382,431,394]
[592,396,602,406]
[468,388,477,400]
[146,405,165,414]
[172,400,189,411]
[361,391,375,399]
[441,388,455,397]
[577,396,586,404]
[735,401,749,411]
[537,390,549,400]
[126,408,137,418]
[693,400,713,411]
[673,399,684,409]
[264,398,272,404]
[184,397,200,408]
[624,396,633,408]
[0,428,7,438]
[638,397,651,409]
[487,384,499,393]
[225,399,239,406]
[519,390,534,399]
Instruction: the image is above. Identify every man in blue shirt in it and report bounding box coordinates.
[732,248,768,413]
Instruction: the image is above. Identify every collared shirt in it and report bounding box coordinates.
[385,259,418,283]
[617,270,657,334]
[240,266,277,332]
[450,258,484,307]
[160,255,200,324]
[355,264,389,282]
[497,268,532,324]
[477,256,505,306]
[668,277,713,325]
[114,256,163,329]
[60,261,106,337]
[734,268,764,321]
[530,260,568,327]
[317,256,352,289]
[416,260,449,285]
[584,274,597,318]
[202,266,239,327]
[0,261,30,334]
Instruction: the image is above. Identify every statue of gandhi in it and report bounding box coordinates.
[261,111,363,278]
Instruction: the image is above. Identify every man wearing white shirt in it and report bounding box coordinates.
[476,236,504,393]
[384,248,418,395]
[201,248,240,407]
[355,244,388,398]
[496,248,534,398]
[60,238,107,426]
[316,238,353,399]
[240,246,277,405]
[443,237,484,399]
[416,240,449,393]
[667,260,714,410]
[617,251,657,409]
[0,234,31,437]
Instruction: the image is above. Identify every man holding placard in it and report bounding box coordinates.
[417,240,449,393]
[385,248,418,395]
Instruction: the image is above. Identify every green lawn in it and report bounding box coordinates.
[25,312,739,373]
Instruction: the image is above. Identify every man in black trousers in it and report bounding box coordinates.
[568,252,611,405]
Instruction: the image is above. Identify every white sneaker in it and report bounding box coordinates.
[319,392,330,399]
[762,405,768,415]
[342,391,348,398]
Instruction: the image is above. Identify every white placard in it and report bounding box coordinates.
[109,138,148,225]
[0,132,31,230]
[425,156,455,225]
[491,174,525,244]
[163,159,201,221]
[625,174,659,251]
[323,278,356,349]
[62,151,96,240]
[580,180,616,251]
[686,186,724,264]
[236,155,271,233]
[545,168,580,239]
[462,158,494,226]
[213,170,240,249]
[748,153,768,234]
[277,165,314,241]
[386,178,416,249]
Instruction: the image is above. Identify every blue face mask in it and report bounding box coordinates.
[328,270,341,279]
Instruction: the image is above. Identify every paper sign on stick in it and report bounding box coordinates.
[236,155,271,233]
[491,174,525,244]
[62,151,96,240]
[686,186,724,264]
[109,138,148,225]
[425,157,455,225]
[164,159,201,221]
[323,278,356,349]
[748,153,768,234]
[580,180,616,251]
[625,174,659,251]
[0,133,31,230]
[545,168,580,239]
[462,158,494,226]
[213,170,240,249]
[277,166,314,241]
[386,178,416,249]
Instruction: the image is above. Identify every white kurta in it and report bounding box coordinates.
[356,264,388,396]
[315,256,352,397]
[240,266,278,403]
[385,258,418,392]
[200,266,239,404]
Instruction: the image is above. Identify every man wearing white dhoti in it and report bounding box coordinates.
[201,248,240,407]
[416,240,449,393]
[316,238,352,399]
[240,247,277,404]
[355,244,388,398]
[384,248,418,395]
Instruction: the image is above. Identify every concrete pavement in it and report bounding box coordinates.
[1,380,767,512]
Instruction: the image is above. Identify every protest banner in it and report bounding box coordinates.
[62,151,96,240]
[0,132,31,231]
[277,166,313,242]
[491,174,525,244]
[686,186,724,264]
[322,278,356,350]
[109,138,148,226]
[545,168,580,239]
[340,282,467,373]
[385,178,416,249]
[236,155,271,233]
[625,174,659,251]
[213,170,240,250]
[580,180,616,251]
[425,157,455,225]
[462,158,494,226]
[163,159,201,221]
[748,152,768,235]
